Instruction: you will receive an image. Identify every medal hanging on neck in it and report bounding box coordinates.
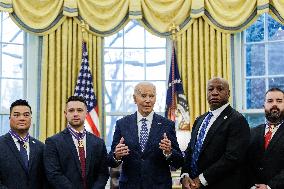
[9,130,29,149]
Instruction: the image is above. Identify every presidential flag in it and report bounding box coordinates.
[165,45,190,130]
[74,41,100,137]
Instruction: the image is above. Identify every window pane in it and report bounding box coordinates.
[1,79,23,112]
[105,115,123,149]
[2,44,23,78]
[124,49,144,80]
[146,49,166,80]
[268,42,284,75]
[104,49,123,80]
[246,78,265,109]
[152,81,166,112]
[124,22,144,48]
[245,14,264,43]
[105,81,123,112]
[104,30,123,48]
[0,115,9,134]
[2,13,23,44]
[268,15,284,41]
[269,77,284,91]
[146,32,166,47]
[244,113,265,128]
[246,44,265,76]
[124,82,138,112]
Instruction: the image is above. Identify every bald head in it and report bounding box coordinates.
[207,77,230,110]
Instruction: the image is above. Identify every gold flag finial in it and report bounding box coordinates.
[81,20,88,42]
[169,23,178,41]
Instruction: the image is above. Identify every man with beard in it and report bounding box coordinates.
[247,88,284,189]
[44,96,109,189]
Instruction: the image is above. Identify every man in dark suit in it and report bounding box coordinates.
[247,87,284,189]
[108,82,183,189]
[181,77,250,189]
[0,99,46,189]
[44,96,109,189]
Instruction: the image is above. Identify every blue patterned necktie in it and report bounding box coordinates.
[18,140,29,170]
[140,118,148,152]
[190,112,213,178]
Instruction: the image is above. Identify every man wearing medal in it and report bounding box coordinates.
[44,96,109,189]
[247,88,284,189]
[0,99,47,189]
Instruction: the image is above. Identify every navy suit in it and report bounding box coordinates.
[0,133,46,189]
[44,128,109,189]
[108,112,183,189]
[182,105,250,189]
[247,123,284,189]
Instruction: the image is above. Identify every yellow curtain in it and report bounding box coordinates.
[176,17,231,126]
[0,0,275,36]
[39,18,103,141]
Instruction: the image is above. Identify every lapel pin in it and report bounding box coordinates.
[32,140,35,144]
[224,116,227,120]
[158,122,162,125]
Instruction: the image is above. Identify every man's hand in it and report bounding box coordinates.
[159,133,172,155]
[181,175,196,189]
[192,177,201,189]
[114,137,129,160]
[255,184,268,189]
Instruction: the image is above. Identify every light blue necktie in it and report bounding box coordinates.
[190,112,213,178]
[140,118,148,152]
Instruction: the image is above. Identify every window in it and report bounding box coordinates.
[0,13,40,137]
[234,13,284,127]
[104,20,168,148]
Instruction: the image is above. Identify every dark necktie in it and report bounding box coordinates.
[18,140,29,170]
[190,112,213,178]
[264,124,274,149]
[140,118,148,152]
[78,133,87,189]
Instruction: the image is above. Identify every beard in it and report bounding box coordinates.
[265,106,284,124]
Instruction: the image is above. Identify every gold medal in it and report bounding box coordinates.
[23,143,27,149]
[78,140,84,147]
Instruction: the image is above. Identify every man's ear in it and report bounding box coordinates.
[133,95,137,104]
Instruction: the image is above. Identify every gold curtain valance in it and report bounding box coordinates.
[0,0,283,36]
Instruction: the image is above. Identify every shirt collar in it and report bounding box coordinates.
[265,120,284,129]
[210,103,230,117]
[137,111,154,123]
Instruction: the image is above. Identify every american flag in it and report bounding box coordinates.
[165,44,190,130]
[74,42,100,137]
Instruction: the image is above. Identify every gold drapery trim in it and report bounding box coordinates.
[176,18,231,126]
[39,18,103,140]
[0,0,283,36]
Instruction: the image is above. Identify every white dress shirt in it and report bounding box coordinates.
[11,134,30,160]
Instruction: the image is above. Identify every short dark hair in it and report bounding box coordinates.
[265,87,284,96]
[10,99,32,114]
[66,96,87,106]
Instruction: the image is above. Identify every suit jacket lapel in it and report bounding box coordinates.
[4,133,28,174]
[28,137,37,172]
[62,129,82,174]
[190,115,206,150]
[128,112,140,152]
[200,106,233,154]
[143,113,162,155]
[266,122,284,151]
[86,132,92,177]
